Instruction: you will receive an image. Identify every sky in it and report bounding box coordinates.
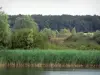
[0,0,100,15]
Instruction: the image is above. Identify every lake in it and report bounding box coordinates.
[0,68,100,75]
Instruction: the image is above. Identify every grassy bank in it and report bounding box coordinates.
[0,49,100,68]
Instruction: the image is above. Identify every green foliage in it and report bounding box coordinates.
[9,15,100,32]
[66,32,84,42]
[11,29,34,49]
[55,30,59,35]
[11,15,43,49]
[0,50,100,67]
[58,28,71,37]
[32,32,48,49]
[40,28,56,37]
[60,28,70,34]
[14,15,38,31]
[0,13,100,50]
[93,30,100,44]
[0,12,11,48]
[71,27,76,35]
[64,32,100,50]
[11,28,49,49]
[64,41,100,50]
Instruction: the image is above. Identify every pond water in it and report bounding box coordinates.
[0,68,100,75]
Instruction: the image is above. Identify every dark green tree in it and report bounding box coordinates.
[14,15,38,30]
[12,15,38,49]
[72,27,76,35]
[0,12,11,48]
[93,30,100,44]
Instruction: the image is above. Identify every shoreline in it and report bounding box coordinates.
[0,63,100,68]
[0,50,100,68]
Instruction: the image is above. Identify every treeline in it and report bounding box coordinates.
[0,12,47,49]
[1,12,100,50]
[9,14,100,32]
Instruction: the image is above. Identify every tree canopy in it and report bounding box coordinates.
[14,15,38,30]
[0,12,11,48]
[9,15,100,32]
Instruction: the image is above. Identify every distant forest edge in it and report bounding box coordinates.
[9,15,100,32]
[1,11,100,50]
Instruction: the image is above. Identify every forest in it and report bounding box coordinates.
[0,12,100,50]
[9,14,100,32]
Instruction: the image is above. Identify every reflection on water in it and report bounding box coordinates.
[0,67,100,75]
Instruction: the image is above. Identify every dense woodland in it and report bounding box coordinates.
[1,11,100,50]
[9,14,100,32]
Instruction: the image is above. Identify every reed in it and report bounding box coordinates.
[0,49,100,67]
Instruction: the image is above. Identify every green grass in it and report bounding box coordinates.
[0,49,100,67]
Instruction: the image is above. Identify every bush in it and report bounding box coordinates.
[64,32,100,50]
[32,32,48,49]
[11,29,34,49]
[93,30,100,44]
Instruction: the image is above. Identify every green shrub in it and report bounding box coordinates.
[11,29,34,49]
[93,30,100,44]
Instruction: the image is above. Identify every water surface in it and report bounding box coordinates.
[0,68,100,75]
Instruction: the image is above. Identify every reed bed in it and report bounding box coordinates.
[0,49,100,68]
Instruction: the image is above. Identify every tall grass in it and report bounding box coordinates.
[0,49,100,67]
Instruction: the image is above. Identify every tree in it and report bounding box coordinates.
[40,28,56,38]
[93,30,100,44]
[14,15,38,31]
[32,32,48,49]
[0,12,11,48]
[12,15,39,49]
[72,27,76,35]
[12,29,33,49]
[58,28,71,38]
[60,28,68,34]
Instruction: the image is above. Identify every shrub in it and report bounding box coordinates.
[11,29,34,49]
[93,30,100,44]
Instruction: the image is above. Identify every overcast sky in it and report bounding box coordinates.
[0,0,100,15]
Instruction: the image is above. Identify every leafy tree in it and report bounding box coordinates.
[58,28,71,38]
[12,15,39,49]
[12,29,33,49]
[40,28,56,38]
[72,27,76,35]
[60,28,68,34]
[14,15,38,31]
[0,12,11,48]
[55,30,59,37]
[32,32,48,49]
[93,30,100,44]
[12,28,46,49]
[59,28,71,34]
